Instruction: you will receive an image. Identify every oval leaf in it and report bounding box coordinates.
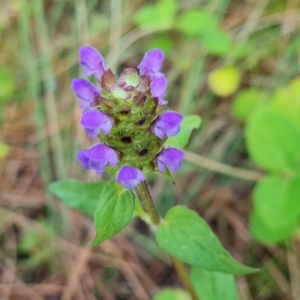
[191,267,238,300]
[92,181,135,246]
[246,108,300,172]
[153,289,191,300]
[252,175,300,231]
[48,179,108,216]
[250,211,298,245]
[156,206,257,275]
[165,115,201,149]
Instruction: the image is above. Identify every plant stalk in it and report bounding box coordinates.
[136,182,199,300]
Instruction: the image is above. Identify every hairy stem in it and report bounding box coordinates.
[136,182,199,300]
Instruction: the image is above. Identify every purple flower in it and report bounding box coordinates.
[153,111,183,139]
[79,46,106,80]
[150,73,168,98]
[157,147,185,172]
[71,78,101,108]
[158,93,168,105]
[80,109,112,138]
[116,166,145,189]
[138,49,164,77]
[77,144,118,174]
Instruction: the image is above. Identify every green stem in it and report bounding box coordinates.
[136,181,160,226]
[136,182,199,300]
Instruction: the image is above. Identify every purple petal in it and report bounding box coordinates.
[71,78,101,108]
[87,144,118,168]
[116,166,145,189]
[153,111,183,139]
[80,109,112,138]
[77,149,91,170]
[138,49,164,77]
[150,73,168,98]
[79,46,106,80]
[157,147,185,172]
[77,144,118,174]
[158,93,168,106]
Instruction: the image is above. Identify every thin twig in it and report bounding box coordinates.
[184,150,264,181]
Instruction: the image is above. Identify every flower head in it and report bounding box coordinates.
[77,144,118,174]
[157,147,185,172]
[153,111,183,139]
[116,166,146,189]
[73,46,186,188]
[72,78,101,108]
[79,46,106,80]
[80,109,112,138]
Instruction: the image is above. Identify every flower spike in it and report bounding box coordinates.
[73,46,185,188]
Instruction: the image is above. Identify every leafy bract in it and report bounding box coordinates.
[246,108,300,172]
[156,206,257,275]
[165,115,201,148]
[250,211,298,244]
[92,181,135,245]
[48,179,108,216]
[252,175,300,231]
[191,267,238,300]
[153,289,191,300]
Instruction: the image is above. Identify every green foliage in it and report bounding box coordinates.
[191,267,238,300]
[201,29,231,56]
[151,35,174,55]
[208,66,241,97]
[156,206,257,275]
[176,10,217,37]
[176,9,231,56]
[0,143,9,159]
[250,175,300,243]
[165,115,202,148]
[48,179,108,216]
[250,211,298,244]
[269,78,300,130]
[0,68,14,102]
[134,0,178,30]
[92,181,135,245]
[246,108,300,173]
[232,88,267,122]
[153,289,191,300]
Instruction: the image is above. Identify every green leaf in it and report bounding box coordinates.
[270,78,300,130]
[48,179,108,216]
[156,206,257,275]
[208,66,240,97]
[246,108,300,172]
[165,115,201,148]
[252,175,300,231]
[250,211,298,244]
[176,10,217,37]
[0,68,14,102]
[0,143,9,160]
[232,88,267,122]
[92,181,135,245]
[202,29,231,56]
[191,267,239,300]
[153,289,191,300]
[134,0,177,30]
